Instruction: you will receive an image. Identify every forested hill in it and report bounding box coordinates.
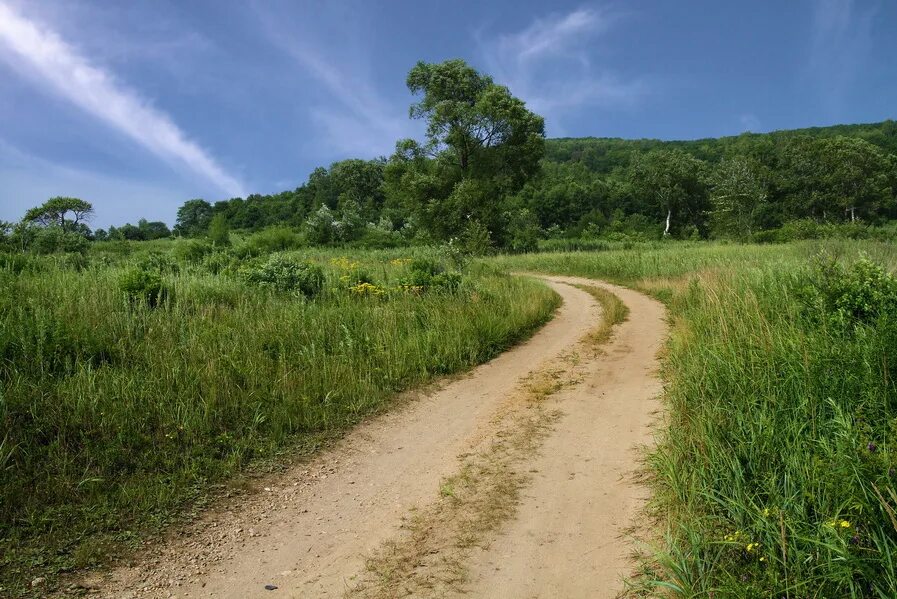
[544,120,897,174]
[106,118,897,247]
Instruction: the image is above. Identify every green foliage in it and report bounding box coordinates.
[754,219,896,243]
[458,219,493,256]
[396,59,545,241]
[494,240,897,596]
[802,255,897,327]
[23,196,94,231]
[237,226,303,256]
[107,218,171,241]
[241,253,325,297]
[135,251,180,274]
[0,247,557,593]
[161,119,897,251]
[31,226,90,255]
[207,213,231,247]
[398,258,462,292]
[175,199,213,236]
[173,239,214,264]
[709,155,768,239]
[118,267,169,307]
[628,149,709,236]
[505,208,540,253]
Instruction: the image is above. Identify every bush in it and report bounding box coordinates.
[173,239,214,264]
[119,268,169,307]
[31,227,89,255]
[0,252,44,274]
[201,251,235,275]
[802,255,897,327]
[399,258,462,292]
[241,254,324,297]
[207,214,230,247]
[135,251,180,274]
[237,227,303,257]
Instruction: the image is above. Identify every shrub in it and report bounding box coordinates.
[173,239,214,264]
[207,214,230,247]
[802,255,897,327]
[0,252,43,274]
[237,227,303,257]
[201,251,235,275]
[135,251,180,274]
[241,254,324,297]
[119,268,169,307]
[399,258,462,292]
[31,227,89,255]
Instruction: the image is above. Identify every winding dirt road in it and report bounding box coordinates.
[86,276,666,599]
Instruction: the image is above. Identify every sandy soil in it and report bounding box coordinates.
[80,276,666,599]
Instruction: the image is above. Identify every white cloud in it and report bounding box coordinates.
[0,138,190,227]
[0,2,246,197]
[479,7,647,133]
[495,8,609,63]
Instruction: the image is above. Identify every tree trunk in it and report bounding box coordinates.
[664,209,671,236]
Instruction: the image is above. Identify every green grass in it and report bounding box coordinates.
[493,240,897,598]
[0,243,559,596]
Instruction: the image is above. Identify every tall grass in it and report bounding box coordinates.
[0,244,558,594]
[495,240,897,597]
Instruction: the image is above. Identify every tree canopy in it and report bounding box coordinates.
[24,197,93,231]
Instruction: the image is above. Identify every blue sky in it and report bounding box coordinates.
[0,0,895,227]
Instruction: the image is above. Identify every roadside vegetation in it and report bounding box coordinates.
[0,241,558,595]
[495,240,897,597]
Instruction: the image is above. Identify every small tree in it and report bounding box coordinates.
[207,213,231,247]
[174,199,213,237]
[24,197,93,231]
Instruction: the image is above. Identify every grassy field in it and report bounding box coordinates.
[494,240,897,597]
[0,242,559,595]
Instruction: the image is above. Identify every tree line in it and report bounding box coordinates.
[5,59,897,253]
[174,117,897,247]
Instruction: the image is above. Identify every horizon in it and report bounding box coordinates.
[1,0,896,228]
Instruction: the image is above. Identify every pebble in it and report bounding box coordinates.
[264,584,278,590]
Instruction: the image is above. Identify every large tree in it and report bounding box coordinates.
[24,197,93,231]
[174,199,213,237]
[395,59,545,241]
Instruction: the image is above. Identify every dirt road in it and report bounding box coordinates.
[87,276,666,599]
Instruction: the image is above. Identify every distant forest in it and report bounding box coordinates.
[123,118,896,249]
[11,60,896,252]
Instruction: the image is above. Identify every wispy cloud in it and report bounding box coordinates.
[253,6,418,159]
[479,7,647,133]
[0,2,245,197]
[808,0,875,115]
[0,137,189,226]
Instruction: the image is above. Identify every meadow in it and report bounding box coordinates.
[6,237,897,597]
[0,240,559,593]
[494,240,897,597]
